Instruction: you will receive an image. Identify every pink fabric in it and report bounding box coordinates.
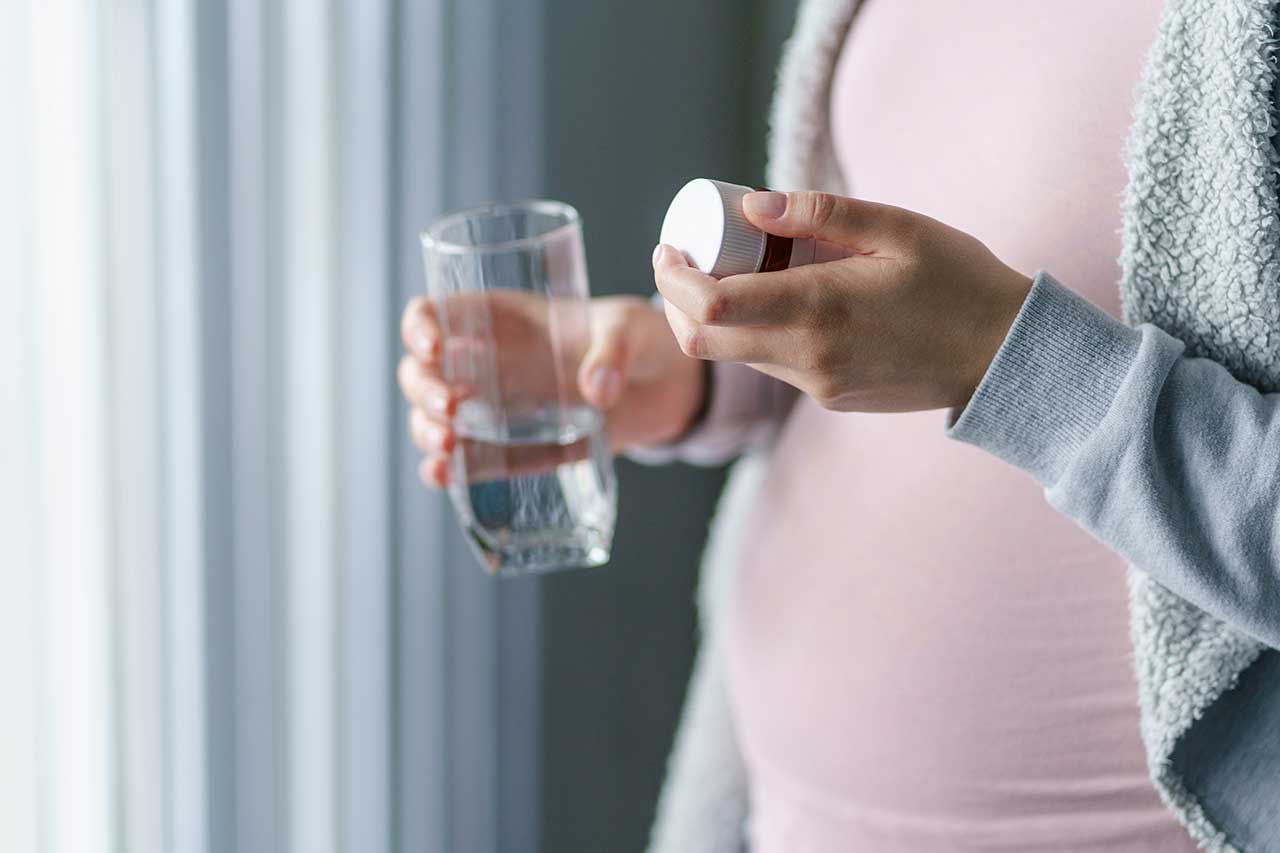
[719,2,1200,850]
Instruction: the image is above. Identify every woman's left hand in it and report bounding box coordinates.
[653,190,1034,412]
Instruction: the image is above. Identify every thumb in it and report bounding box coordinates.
[577,308,635,409]
[741,190,907,254]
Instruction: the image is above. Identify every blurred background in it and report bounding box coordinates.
[1,1,797,851]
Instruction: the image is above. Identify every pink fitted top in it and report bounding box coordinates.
[721,2,1199,851]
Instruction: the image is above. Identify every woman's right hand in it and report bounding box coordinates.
[398,293,706,488]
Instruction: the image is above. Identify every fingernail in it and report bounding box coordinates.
[589,366,623,404]
[427,420,455,452]
[413,330,433,359]
[743,191,787,219]
[421,457,448,488]
[653,244,687,269]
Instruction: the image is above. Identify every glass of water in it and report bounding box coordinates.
[420,201,616,576]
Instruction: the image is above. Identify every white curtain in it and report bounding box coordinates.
[1,1,543,851]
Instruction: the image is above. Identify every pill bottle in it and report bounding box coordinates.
[659,178,842,278]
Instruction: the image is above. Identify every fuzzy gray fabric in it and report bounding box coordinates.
[648,0,1280,850]
[1120,0,1280,848]
[947,272,1280,850]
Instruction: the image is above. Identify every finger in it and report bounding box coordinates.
[409,407,456,455]
[740,190,911,255]
[577,303,642,408]
[401,296,442,362]
[653,244,804,326]
[418,454,450,489]
[742,361,809,394]
[662,298,786,364]
[397,354,463,417]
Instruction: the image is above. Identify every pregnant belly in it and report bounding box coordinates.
[724,401,1193,851]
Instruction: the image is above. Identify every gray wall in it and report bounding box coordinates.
[535,2,798,850]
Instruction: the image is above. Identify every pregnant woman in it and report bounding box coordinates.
[398,1,1280,849]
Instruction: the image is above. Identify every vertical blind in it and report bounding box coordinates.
[2,1,543,851]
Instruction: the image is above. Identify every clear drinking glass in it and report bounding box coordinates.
[420,201,616,576]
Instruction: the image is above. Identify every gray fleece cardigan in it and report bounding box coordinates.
[646,0,1280,850]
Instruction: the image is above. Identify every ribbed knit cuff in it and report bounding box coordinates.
[946,271,1142,485]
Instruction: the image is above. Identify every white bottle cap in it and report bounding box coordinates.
[659,178,765,278]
